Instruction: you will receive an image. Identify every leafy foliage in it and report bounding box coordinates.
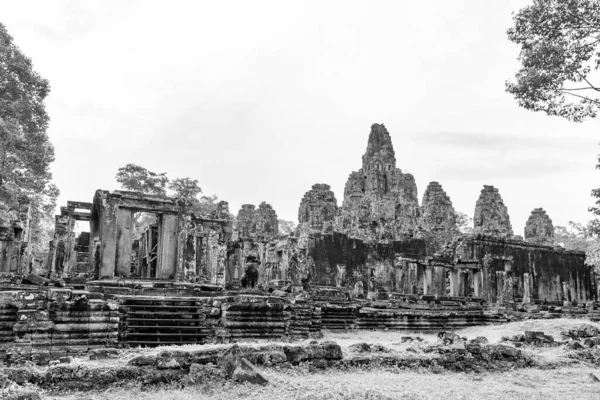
[589,151,600,234]
[554,221,600,272]
[169,177,202,201]
[506,0,600,122]
[0,23,58,266]
[455,212,474,234]
[115,164,169,196]
[278,219,296,236]
[115,164,226,217]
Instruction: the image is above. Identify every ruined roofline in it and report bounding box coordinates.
[466,233,586,255]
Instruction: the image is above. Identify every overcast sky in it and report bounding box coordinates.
[3,0,599,234]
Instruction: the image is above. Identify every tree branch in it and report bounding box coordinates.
[563,91,600,105]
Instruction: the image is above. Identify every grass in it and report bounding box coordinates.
[44,367,600,400]
[28,319,600,399]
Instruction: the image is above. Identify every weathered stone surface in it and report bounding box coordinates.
[418,181,457,251]
[4,391,42,400]
[255,202,278,241]
[236,205,257,239]
[185,363,225,384]
[473,185,513,238]
[524,208,554,245]
[337,124,420,242]
[236,202,278,241]
[297,184,338,234]
[232,358,268,385]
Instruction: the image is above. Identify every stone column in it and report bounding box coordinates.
[523,273,531,304]
[433,265,446,296]
[449,268,459,296]
[423,265,432,295]
[473,269,482,297]
[408,262,418,294]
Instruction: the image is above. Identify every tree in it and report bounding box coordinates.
[506,0,600,122]
[554,221,600,273]
[455,212,474,234]
[169,177,202,202]
[192,194,219,216]
[0,23,58,266]
[589,152,600,234]
[278,219,296,236]
[115,164,168,196]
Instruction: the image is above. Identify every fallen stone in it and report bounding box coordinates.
[4,391,42,400]
[349,343,371,353]
[59,356,72,364]
[185,363,225,385]
[468,336,489,345]
[584,337,600,348]
[311,358,327,370]
[89,348,120,360]
[232,358,268,385]
[565,341,585,351]
[438,332,462,345]
[217,344,242,377]
[127,355,157,367]
[21,274,50,286]
[321,341,343,359]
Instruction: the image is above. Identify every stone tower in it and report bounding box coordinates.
[337,123,420,242]
[524,208,554,245]
[236,202,279,241]
[298,183,338,234]
[236,204,256,239]
[255,201,278,241]
[473,185,513,238]
[419,181,457,250]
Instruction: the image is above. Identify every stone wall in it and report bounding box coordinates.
[459,235,594,303]
[306,232,427,293]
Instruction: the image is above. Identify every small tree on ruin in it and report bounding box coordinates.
[115,164,169,196]
[506,0,600,122]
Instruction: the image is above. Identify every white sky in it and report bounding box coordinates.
[3,0,599,235]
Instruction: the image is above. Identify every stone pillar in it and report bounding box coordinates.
[408,262,418,294]
[495,271,505,304]
[433,265,445,296]
[424,265,432,295]
[99,202,118,279]
[481,254,492,303]
[473,269,482,297]
[449,268,459,296]
[523,273,531,304]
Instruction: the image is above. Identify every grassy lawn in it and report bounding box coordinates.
[33,319,600,399]
[43,366,600,400]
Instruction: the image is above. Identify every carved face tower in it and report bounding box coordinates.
[337,123,420,242]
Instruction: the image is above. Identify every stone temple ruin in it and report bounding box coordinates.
[0,123,596,364]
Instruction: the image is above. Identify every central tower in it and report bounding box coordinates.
[337,123,420,242]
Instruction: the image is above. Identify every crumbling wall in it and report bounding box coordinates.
[306,232,427,293]
[460,235,594,303]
